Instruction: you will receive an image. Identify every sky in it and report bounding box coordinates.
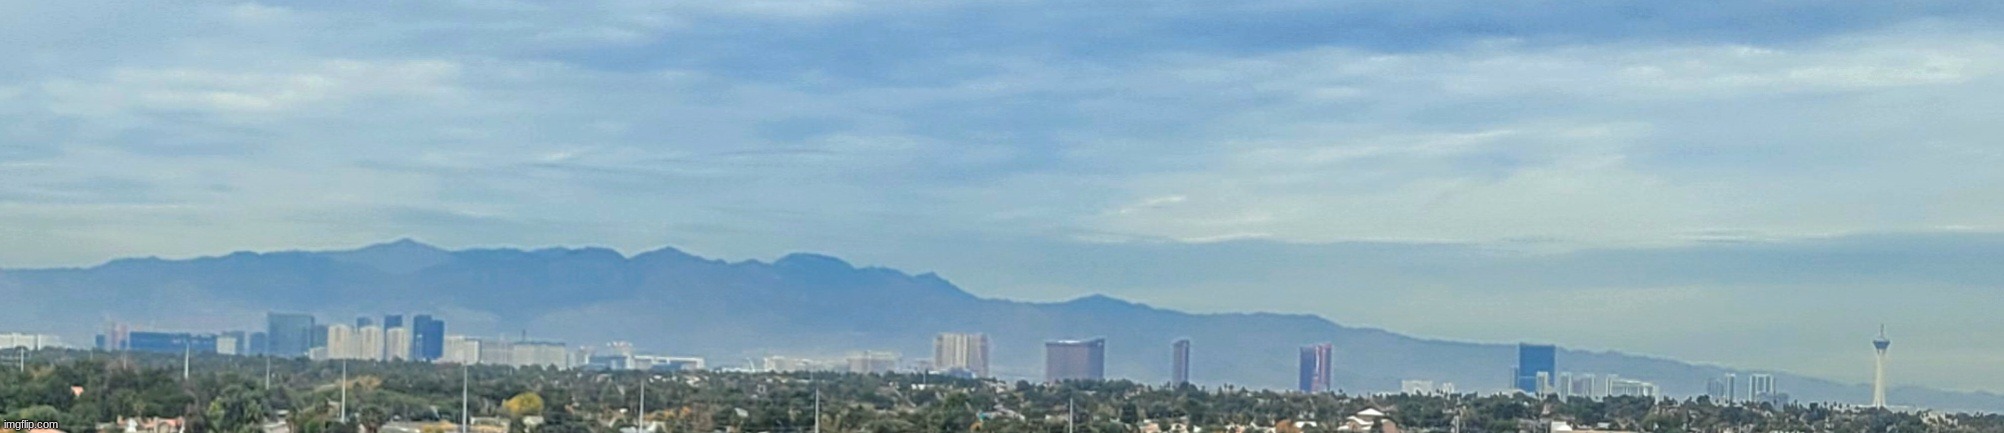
[3,1,2003,393]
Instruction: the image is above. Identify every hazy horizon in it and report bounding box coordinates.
[4,0,2004,403]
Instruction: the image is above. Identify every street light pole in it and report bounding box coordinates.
[461,364,470,433]
[340,359,349,424]
[638,375,647,432]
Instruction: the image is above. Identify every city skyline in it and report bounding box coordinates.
[12,311,1916,411]
[0,240,1973,410]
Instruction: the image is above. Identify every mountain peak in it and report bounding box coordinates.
[329,238,453,274]
[366,238,444,253]
[1064,293,1141,309]
[774,252,855,271]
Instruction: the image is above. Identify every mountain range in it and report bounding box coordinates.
[0,239,1998,412]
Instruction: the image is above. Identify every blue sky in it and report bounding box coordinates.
[3,1,2004,394]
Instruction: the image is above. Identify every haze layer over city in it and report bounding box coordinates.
[5,0,2004,419]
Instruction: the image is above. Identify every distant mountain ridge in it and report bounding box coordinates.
[1,240,1999,412]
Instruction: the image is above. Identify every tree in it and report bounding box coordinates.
[504,392,545,419]
[204,385,270,433]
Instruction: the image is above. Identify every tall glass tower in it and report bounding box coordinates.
[1516,343,1557,394]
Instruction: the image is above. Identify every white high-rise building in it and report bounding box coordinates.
[512,341,568,368]
[932,333,990,377]
[215,334,239,355]
[1749,374,1776,399]
[385,328,413,361]
[1725,373,1739,403]
[1608,378,1659,397]
[477,339,514,366]
[1401,380,1436,394]
[0,333,65,350]
[358,325,385,361]
[847,351,899,374]
[324,324,356,360]
[1567,374,1598,399]
[443,336,481,364]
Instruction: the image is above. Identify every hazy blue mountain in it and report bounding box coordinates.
[0,240,1997,412]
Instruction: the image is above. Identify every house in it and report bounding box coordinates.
[1550,422,1637,433]
[1337,408,1388,432]
[119,417,185,433]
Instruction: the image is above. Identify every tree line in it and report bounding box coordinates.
[2,349,1998,433]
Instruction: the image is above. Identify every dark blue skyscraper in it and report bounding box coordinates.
[412,315,445,361]
[1516,343,1557,394]
[125,332,217,355]
[384,314,404,329]
[248,332,269,355]
[266,312,316,357]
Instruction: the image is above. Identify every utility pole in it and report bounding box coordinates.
[1067,397,1076,433]
[638,375,647,432]
[461,364,470,433]
[340,359,349,424]
[263,356,272,389]
[813,389,821,433]
[182,338,191,380]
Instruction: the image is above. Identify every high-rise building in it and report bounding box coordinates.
[1725,373,1739,403]
[412,315,445,361]
[513,341,569,368]
[847,351,900,374]
[1044,338,1106,382]
[125,331,218,355]
[1608,378,1660,397]
[1298,343,1333,393]
[1516,344,1557,394]
[383,314,404,329]
[385,327,413,361]
[0,333,65,350]
[356,317,374,328]
[215,333,240,355]
[248,332,268,356]
[932,333,990,377]
[358,325,385,361]
[1873,326,1891,408]
[477,339,514,365]
[266,312,317,357]
[443,335,481,364]
[324,324,356,360]
[1567,374,1597,399]
[1749,374,1776,400]
[309,324,330,353]
[1707,377,1729,401]
[1401,380,1435,394]
[1171,339,1191,386]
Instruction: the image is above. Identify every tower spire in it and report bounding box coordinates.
[1871,325,1891,408]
